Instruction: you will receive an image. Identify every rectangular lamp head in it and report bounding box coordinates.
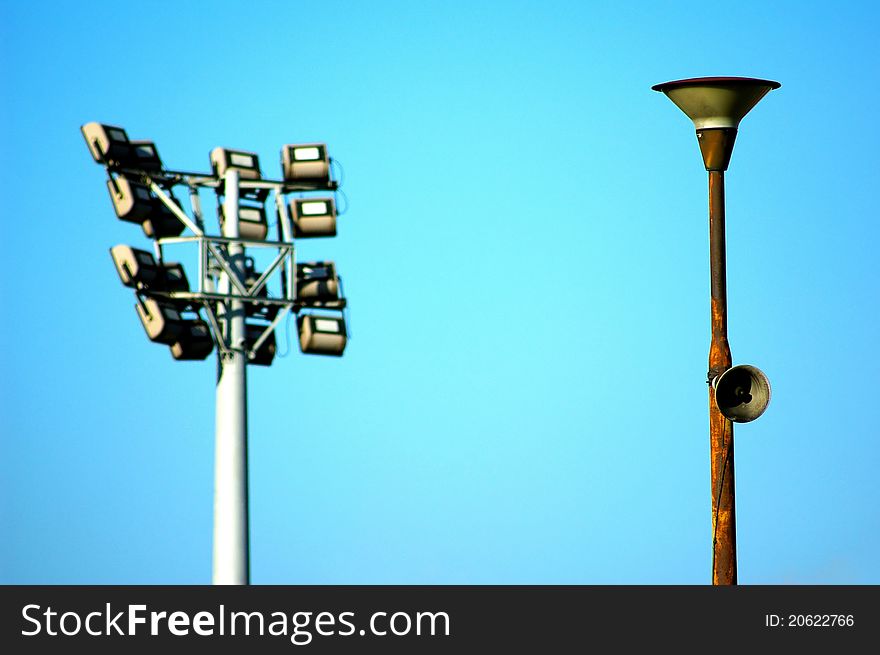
[107,176,185,239]
[290,197,337,238]
[170,320,214,360]
[246,323,277,366]
[210,147,262,180]
[219,203,268,240]
[82,122,131,165]
[106,175,153,223]
[296,261,339,302]
[158,262,189,292]
[110,245,160,288]
[127,140,163,171]
[281,143,330,185]
[298,314,347,356]
[141,195,186,240]
[136,297,186,344]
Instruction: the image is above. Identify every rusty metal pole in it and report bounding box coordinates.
[707,167,736,585]
[697,126,739,585]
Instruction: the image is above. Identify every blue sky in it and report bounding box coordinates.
[1,0,878,584]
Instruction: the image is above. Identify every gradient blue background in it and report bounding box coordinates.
[2,0,878,584]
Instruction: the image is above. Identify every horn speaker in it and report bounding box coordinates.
[713,365,771,423]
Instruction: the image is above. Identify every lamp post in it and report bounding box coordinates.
[83,124,351,585]
[213,168,250,585]
[652,77,779,585]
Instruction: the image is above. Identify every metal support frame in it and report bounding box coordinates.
[156,234,295,359]
[159,178,303,366]
[250,306,290,355]
[148,181,204,236]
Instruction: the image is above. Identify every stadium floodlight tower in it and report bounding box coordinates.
[652,77,778,585]
[83,123,350,585]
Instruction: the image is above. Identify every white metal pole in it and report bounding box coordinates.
[213,169,249,585]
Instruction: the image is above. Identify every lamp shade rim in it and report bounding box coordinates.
[652,76,781,92]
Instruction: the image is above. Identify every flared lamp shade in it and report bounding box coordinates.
[652,77,780,130]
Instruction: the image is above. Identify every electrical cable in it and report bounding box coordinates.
[277,310,293,358]
[334,187,350,216]
[330,157,345,188]
[336,275,352,340]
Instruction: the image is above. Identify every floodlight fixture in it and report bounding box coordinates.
[110,245,161,288]
[106,174,186,238]
[245,323,277,366]
[81,123,165,172]
[159,261,189,292]
[211,148,262,180]
[296,261,340,304]
[128,140,163,171]
[298,314,347,356]
[107,175,154,223]
[290,197,337,238]
[281,143,330,185]
[136,297,187,344]
[141,196,186,240]
[82,122,131,166]
[219,203,268,241]
[245,300,279,321]
[170,320,214,361]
